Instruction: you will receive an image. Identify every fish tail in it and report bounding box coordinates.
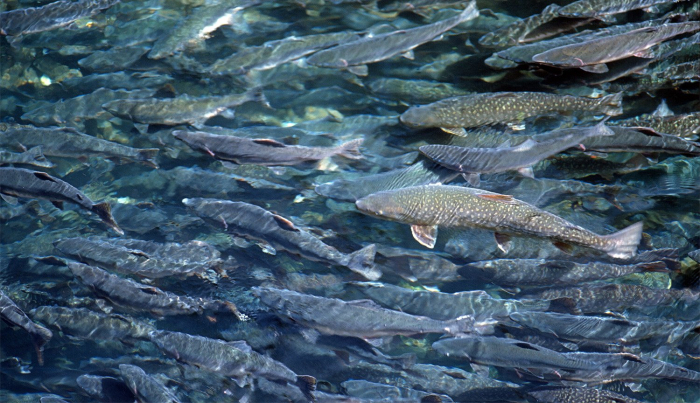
[335,138,364,160]
[137,148,160,168]
[247,87,270,108]
[459,0,479,22]
[295,375,316,401]
[25,146,55,168]
[30,325,53,366]
[92,202,124,235]
[602,221,643,259]
[598,92,623,116]
[346,244,380,280]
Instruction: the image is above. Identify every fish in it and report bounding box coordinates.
[581,126,700,155]
[355,185,643,258]
[0,290,53,365]
[76,375,135,403]
[315,160,459,202]
[558,0,684,18]
[30,306,155,342]
[208,31,361,75]
[419,123,614,184]
[341,379,450,402]
[350,282,549,321]
[0,146,54,168]
[527,386,645,403]
[78,46,149,73]
[432,335,598,370]
[509,311,700,345]
[67,262,242,318]
[148,330,315,393]
[182,198,380,280]
[536,153,650,180]
[102,88,267,126]
[400,92,622,136]
[54,237,222,279]
[532,22,700,73]
[460,258,670,287]
[367,78,473,105]
[613,111,700,139]
[0,125,159,168]
[119,364,181,403]
[305,2,478,75]
[172,130,363,166]
[253,286,479,338]
[0,167,123,235]
[0,0,120,36]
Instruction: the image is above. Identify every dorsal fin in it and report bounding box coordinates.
[33,171,57,183]
[252,138,286,147]
[272,214,299,231]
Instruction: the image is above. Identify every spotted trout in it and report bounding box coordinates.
[355,185,643,258]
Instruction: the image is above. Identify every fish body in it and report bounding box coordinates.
[0,167,122,234]
[306,2,478,74]
[183,198,379,280]
[102,89,265,126]
[355,185,643,258]
[0,290,52,365]
[420,123,613,179]
[527,386,644,403]
[432,336,598,370]
[0,125,159,167]
[119,364,181,403]
[400,92,622,132]
[0,146,53,168]
[613,111,700,139]
[558,0,682,17]
[30,306,154,342]
[253,286,477,338]
[0,0,120,36]
[582,126,700,155]
[172,130,363,166]
[368,78,473,104]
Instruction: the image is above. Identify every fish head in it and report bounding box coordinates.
[400,104,439,129]
[356,191,413,223]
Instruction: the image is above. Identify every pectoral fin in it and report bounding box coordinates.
[411,224,438,249]
[441,127,468,137]
[517,167,535,178]
[1,194,19,205]
[494,233,512,253]
[347,65,368,76]
[553,241,574,254]
[463,173,481,187]
[580,64,608,73]
[50,201,64,210]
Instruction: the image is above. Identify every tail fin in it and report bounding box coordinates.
[345,244,380,280]
[137,148,159,168]
[24,146,55,168]
[295,375,316,401]
[92,202,124,235]
[445,315,476,335]
[30,324,53,366]
[247,87,270,108]
[602,221,643,259]
[458,0,479,22]
[598,92,623,117]
[335,138,364,160]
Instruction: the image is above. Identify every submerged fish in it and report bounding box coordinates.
[356,185,643,258]
[306,2,478,75]
[183,198,380,280]
[419,123,614,184]
[0,290,52,365]
[119,364,181,403]
[0,146,53,168]
[558,0,683,18]
[527,386,644,403]
[0,167,122,235]
[30,306,154,342]
[172,130,363,166]
[253,286,478,338]
[400,92,622,136]
[0,0,120,36]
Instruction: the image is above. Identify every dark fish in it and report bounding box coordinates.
[0,167,122,235]
[0,0,120,36]
[509,311,700,345]
[315,160,459,202]
[432,336,598,370]
[54,237,221,278]
[78,46,149,73]
[172,130,363,166]
[367,78,473,105]
[102,88,266,126]
[400,92,622,136]
[536,153,650,180]
[355,185,643,258]
[183,198,380,280]
[532,22,700,73]
[350,281,549,321]
[30,306,155,342]
[613,111,700,139]
[67,262,242,318]
[119,364,181,403]
[419,123,614,184]
[76,375,135,403]
[208,31,361,75]
[0,125,159,168]
[558,0,683,18]
[0,290,52,365]
[306,2,478,75]
[0,146,54,168]
[581,126,700,155]
[253,286,479,338]
[460,258,669,287]
[527,386,644,403]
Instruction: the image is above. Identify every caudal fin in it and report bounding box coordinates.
[29,324,52,366]
[598,92,623,117]
[92,202,124,235]
[335,138,364,160]
[137,148,160,168]
[346,244,381,280]
[603,221,643,259]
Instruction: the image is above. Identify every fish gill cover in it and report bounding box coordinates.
[0,0,699,402]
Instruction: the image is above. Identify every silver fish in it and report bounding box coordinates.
[0,0,120,36]
[119,364,181,403]
[1,290,52,365]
